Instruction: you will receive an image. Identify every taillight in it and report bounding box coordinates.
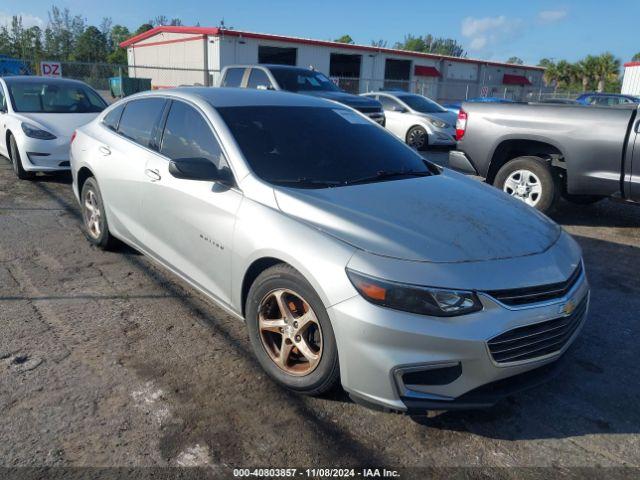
[70,131,77,144]
[455,109,467,141]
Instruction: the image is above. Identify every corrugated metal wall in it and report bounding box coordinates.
[622,65,640,96]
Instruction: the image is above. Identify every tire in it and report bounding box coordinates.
[9,135,35,180]
[80,177,117,250]
[493,156,559,213]
[561,193,604,205]
[245,264,340,395]
[406,126,428,151]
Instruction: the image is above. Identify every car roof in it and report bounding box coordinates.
[133,86,345,108]
[226,64,318,73]
[2,75,90,87]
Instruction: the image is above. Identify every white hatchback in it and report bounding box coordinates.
[361,91,457,150]
[0,76,107,179]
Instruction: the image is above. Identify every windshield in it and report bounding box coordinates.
[8,81,107,113]
[398,94,447,113]
[216,106,431,188]
[269,69,341,93]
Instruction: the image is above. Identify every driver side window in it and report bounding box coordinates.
[0,86,6,112]
[378,95,402,112]
[160,100,229,171]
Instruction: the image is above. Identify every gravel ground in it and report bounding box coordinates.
[0,150,639,476]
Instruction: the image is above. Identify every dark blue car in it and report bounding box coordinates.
[575,92,640,106]
[443,97,515,114]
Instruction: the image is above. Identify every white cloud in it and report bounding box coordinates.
[461,15,523,52]
[0,11,45,29]
[537,10,568,24]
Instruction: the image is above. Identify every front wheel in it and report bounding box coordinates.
[406,126,428,151]
[493,156,558,213]
[9,135,35,180]
[245,264,340,395]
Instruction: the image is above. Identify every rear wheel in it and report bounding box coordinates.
[245,264,339,395]
[494,156,558,213]
[9,135,35,180]
[80,177,117,249]
[406,126,428,151]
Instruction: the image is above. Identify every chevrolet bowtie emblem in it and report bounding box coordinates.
[560,299,576,316]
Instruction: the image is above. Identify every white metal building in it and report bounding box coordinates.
[622,62,640,96]
[120,26,545,102]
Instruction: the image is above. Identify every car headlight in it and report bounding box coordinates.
[428,119,449,129]
[21,122,56,140]
[346,269,482,317]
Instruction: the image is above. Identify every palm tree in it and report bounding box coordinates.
[539,58,559,91]
[556,60,575,89]
[576,55,598,92]
[594,53,621,92]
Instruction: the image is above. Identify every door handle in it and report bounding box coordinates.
[145,168,161,181]
[99,146,111,156]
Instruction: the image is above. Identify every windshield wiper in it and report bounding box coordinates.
[270,177,343,188]
[345,169,431,186]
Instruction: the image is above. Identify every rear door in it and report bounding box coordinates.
[95,97,167,244]
[246,68,274,90]
[377,94,410,139]
[140,100,242,306]
[220,67,248,88]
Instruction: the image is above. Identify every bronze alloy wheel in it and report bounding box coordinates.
[258,288,323,376]
[82,187,102,240]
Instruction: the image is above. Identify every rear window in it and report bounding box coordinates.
[117,98,166,148]
[102,104,125,131]
[222,68,245,87]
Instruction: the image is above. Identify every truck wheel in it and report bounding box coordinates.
[494,156,558,213]
[9,135,35,180]
[406,126,428,150]
[245,264,340,396]
[561,193,604,205]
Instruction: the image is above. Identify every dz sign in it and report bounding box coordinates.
[40,61,62,77]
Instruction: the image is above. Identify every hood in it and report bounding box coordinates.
[15,112,100,139]
[274,171,561,263]
[424,110,457,126]
[302,91,382,110]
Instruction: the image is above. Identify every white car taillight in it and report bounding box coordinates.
[456,109,467,141]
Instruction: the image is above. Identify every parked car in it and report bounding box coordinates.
[443,97,516,115]
[219,64,385,125]
[70,87,589,413]
[450,102,640,212]
[0,76,107,179]
[575,92,640,106]
[360,91,456,149]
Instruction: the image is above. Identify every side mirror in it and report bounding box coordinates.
[169,157,234,184]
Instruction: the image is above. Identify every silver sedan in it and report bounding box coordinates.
[70,88,589,413]
[361,91,457,150]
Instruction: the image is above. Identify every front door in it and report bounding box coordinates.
[629,117,640,202]
[140,100,242,306]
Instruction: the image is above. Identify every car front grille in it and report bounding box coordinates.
[357,106,384,114]
[486,263,583,307]
[487,294,588,364]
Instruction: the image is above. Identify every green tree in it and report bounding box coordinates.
[394,34,465,57]
[594,52,620,92]
[370,39,387,48]
[334,34,354,44]
[506,56,523,65]
[107,25,131,64]
[135,23,154,35]
[75,26,107,62]
[576,55,598,91]
[538,58,559,90]
[633,52,640,62]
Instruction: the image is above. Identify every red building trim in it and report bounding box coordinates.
[414,65,441,77]
[503,74,531,86]
[120,26,545,72]
[624,62,640,68]
[129,34,206,49]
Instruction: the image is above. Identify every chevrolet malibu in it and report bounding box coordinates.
[70,88,589,413]
[0,76,107,179]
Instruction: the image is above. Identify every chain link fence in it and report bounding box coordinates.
[6,59,617,105]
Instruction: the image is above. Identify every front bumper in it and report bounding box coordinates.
[17,134,72,172]
[329,272,589,412]
[428,128,456,146]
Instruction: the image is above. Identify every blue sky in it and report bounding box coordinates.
[2,0,639,65]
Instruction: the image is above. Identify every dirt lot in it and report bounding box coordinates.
[0,151,639,477]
